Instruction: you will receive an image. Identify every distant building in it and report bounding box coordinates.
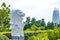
[52,8,59,26]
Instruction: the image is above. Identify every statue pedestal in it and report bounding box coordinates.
[12,36,24,40]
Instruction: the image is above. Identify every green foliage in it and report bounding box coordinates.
[44,33,49,40]
[1,2,6,8]
[57,24,60,27]
[0,35,9,40]
[31,25,38,30]
[27,27,60,40]
[38,33,49,40]
[47,22,54,29]
[35,20,41,27]
[0,2,10,32]
[46,28,60,40]
[26,17,30,24]
[28,33,49,40]
[24,17,31,30]
[39,26,45,30]
[24,17,46,30]
[41,19,46,27]
[0,27,60,40]
[28,36,37,40]
[31,17,36,25]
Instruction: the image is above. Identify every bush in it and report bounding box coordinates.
[28,36,37,40]
[47,28,60,40]
[37,33,49,40]
[28,28,60,40]
[0,35,9,40]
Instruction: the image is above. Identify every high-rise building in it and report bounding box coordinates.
[52,8,59,25]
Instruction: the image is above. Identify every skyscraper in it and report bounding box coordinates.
[52,8,59,25]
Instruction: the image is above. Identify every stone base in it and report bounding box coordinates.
[11,36,24,40]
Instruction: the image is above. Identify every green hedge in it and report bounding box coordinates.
[0,27,60,40]
[28,28,60,40]
[0,35,9,40]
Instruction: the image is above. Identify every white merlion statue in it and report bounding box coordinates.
[10,9,25,40]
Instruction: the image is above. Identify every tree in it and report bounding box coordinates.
[24,17,31,30]
[47,22,54,29]
[35,20,41,27]
[41,19,46,26]
[31,17,36,25]
[26,17,30,24]
[47,22,51,29]
[0,2,10,32]
[57,24,60,27]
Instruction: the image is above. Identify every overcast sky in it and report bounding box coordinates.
[0,0,60,23]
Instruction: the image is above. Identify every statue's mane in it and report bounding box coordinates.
[11,9,22,14]
[10,9,25,17]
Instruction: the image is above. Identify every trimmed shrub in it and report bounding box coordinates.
[0,35,9,40]
[28,36,37,40]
